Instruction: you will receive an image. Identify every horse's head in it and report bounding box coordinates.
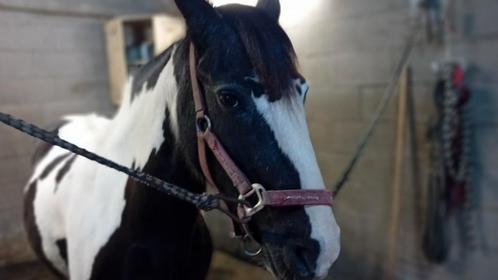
[174,0,340,278]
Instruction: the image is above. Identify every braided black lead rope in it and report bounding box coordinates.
[0,112,226,212]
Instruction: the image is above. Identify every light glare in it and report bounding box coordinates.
[211,0,257,6]
[210,0,320,27]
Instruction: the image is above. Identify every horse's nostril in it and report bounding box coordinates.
[284,243,317,278]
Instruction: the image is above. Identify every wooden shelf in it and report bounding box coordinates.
[105,14,185,105]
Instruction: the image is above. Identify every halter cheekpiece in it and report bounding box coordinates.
[188,43,333,227]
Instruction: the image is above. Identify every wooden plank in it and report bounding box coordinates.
[152,15,185,55]
[104,14,185,106]
[115,14,155,22]
[105,18,127,105]
[386,66,409,280]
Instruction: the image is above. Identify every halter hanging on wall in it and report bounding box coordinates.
[422,61,476,263]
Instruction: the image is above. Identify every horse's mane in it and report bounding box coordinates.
[218,4,299,101]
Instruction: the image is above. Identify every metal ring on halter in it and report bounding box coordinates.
[196,115,212,134]
[241,224,263,257]
[239,183,266,218]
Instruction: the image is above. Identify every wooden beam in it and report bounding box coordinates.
[386,66,409,280]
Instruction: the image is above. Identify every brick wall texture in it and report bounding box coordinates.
[1,0,497,279]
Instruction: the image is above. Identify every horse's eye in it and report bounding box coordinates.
[218,91,239,108]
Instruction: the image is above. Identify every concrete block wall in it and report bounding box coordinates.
[0,0,171,16]
[0,0,170,266]
[279,0,498,279]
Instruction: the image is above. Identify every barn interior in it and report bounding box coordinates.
[0,0,497,279]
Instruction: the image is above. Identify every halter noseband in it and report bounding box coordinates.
[189,43,333,225]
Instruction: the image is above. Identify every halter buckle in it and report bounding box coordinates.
[239,184,266,217]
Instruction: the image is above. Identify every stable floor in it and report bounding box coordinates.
[0,252,272,280]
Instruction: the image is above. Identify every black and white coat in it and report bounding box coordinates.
[24,1,340,279]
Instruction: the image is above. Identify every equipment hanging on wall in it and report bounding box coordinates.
[423,63,475,263]
[414,0,456,45]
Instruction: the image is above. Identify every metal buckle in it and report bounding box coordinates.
[239,183,266,217]
[196,115,211,134]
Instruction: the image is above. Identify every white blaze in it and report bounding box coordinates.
[252,88,340,278]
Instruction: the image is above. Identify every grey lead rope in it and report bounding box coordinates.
[333,23,421,195]
[0,112,223,212]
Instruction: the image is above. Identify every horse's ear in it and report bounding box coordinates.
[174,0,223,50]
[256,0,280,21]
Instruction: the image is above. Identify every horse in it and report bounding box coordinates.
[23,0,341,279]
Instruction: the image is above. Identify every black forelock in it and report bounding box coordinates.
[216,4,299,101]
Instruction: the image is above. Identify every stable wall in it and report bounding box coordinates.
[0,0,168,265]
[281,0,498,279]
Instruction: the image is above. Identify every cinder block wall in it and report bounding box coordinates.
[0,0,169,265]
[280,0,498,279]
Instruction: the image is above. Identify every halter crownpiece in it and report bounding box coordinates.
[188,43,333,223]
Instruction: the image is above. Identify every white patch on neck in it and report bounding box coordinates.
[252,91,340,278]
[68,50,179,279]
[25,48,181,280]
[111,47,179,169]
